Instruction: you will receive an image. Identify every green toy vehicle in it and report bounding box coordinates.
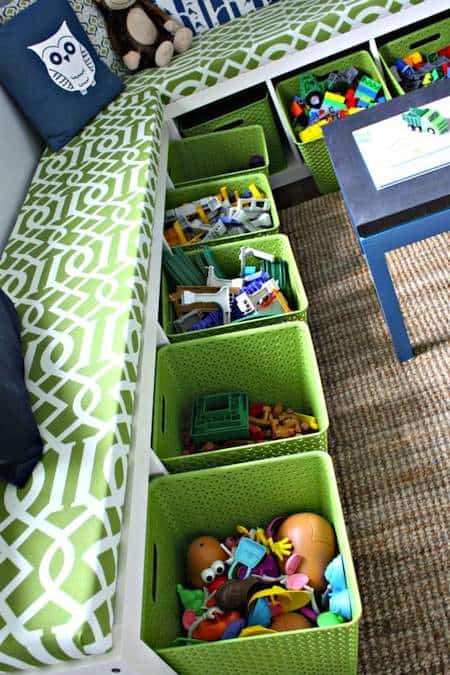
[298,73,327,108]
[402,107,449,134]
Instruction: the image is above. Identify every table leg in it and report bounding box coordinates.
[360,236,414,362]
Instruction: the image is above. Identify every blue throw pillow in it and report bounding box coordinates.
[0,290,43,487]
[156,0,278,34]
[0,0,124,150]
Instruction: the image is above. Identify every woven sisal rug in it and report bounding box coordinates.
[280,193,449,675]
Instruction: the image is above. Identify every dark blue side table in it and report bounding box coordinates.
[324,79,450,361]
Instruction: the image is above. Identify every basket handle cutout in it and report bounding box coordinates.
[211,118,245,132]
[409,32,441,50]
[151,543,158,602]
[160,395,166,434]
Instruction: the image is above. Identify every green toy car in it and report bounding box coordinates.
[298,73,327,108]
[402,106,449,134]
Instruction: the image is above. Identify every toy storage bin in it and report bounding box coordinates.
[178,85,287,175]
[161,233,308,342]
[167,125,269,186]
[152,321,328,473]
[142,452,362,675]
[378,17,450,95]
[165,171,279,248]
[275,50,391,194]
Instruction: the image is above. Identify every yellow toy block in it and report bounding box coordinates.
[292,412,319,430]
[422,72,433,86]
[404,51,423,66]
[219,186,229,202]
[347,107,364,115]
[299,119,328,143]
[248,182,264,199]
[195,206,209,224]
[173,220,188,245]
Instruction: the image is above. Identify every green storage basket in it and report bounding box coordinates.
[275,50,391,194]
[378,17,450,95]
[165,172,279,248]
[179,85,287,175]
[168,125,269,186]
[161,233,308,341]
[142,451,362,675]
[152,321,328,473]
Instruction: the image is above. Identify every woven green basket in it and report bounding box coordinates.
[152,321,328,473]
[179,85,287,175]
[168,125,269,186]
[166,172,279,248]
[142,451,362,675]
[275,50,391,194]
[378,17,450,96]
[161,233,308,342]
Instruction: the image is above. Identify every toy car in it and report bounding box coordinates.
[402,106,449,134]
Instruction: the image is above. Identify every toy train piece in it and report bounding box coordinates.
[402,107,449,135]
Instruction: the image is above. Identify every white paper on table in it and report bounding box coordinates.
[352,95,450,190]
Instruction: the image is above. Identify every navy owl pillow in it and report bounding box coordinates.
[0,0,123,150]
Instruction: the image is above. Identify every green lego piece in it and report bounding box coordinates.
[176,584,205,615]
[198,246,226,278]
[191,392,249,446]
[298,73,326,108]
[163,247,206,286]
[261,259,288,294]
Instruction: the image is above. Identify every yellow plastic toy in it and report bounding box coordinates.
[236,525,293,563]
[240,625,275,637]
[248,586,310,613]
[299,119,329,143]
[248,183,265,199]
[196,206,209,224]
[404,51,423,66]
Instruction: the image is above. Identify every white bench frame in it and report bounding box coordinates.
[14,1,447,673]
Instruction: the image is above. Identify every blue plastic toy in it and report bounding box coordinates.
[228,537,266,579]
[322,554,352,621]
[247,597,272,627]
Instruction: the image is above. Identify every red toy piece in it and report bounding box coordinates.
[290,100,304,118]
[345,88,357,108]
[192,610,241,641]
[438,46,450,59]
[249,424,265,441]
[249,402,264,417]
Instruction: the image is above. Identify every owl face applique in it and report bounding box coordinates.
[28,21,96,95]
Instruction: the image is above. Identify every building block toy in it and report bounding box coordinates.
[354,75,382,104]
[173,310,204,333]
[298,73,326,108]
[393,48,450,91]
[191,309,224,331]
[163,247,206,286]
[191,392,250,446]
[164,184,274,246]
[299,118,329,143]
[179,286,232,323]
[260,258,288,293]
[207,266,244,289]
[402,107,448,134]
[322,91,347,113]
[239,246,275,276]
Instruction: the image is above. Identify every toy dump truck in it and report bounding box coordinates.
[402,107,449,134]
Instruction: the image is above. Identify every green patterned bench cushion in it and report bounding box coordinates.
[125,0,425,104]
[0,86,163,671]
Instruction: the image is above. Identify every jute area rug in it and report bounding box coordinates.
[280,193,449,675]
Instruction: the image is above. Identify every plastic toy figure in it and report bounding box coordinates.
[402,107,449,134]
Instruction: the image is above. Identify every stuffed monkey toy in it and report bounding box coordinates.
[95,0,193,71]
